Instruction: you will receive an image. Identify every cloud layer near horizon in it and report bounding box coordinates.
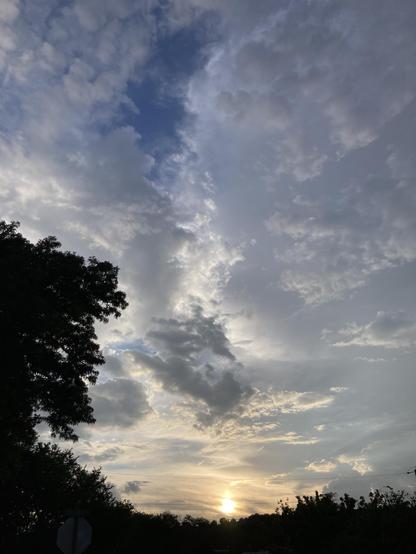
[2,0,416,517]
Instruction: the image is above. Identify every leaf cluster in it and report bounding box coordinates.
[0,221,127,443]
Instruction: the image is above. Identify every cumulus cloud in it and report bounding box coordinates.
[147,305,235,361]
[305,455,372,476]
[0,1,167,255]
[91,378,152,427]
[337,455,373,476]
[189,0,416,170]
[122,480,149,494]
[181,0,416,307]
[132,305,253,425]
[0,0,19,23]
[306,459,337,474]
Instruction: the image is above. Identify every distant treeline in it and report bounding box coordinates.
[3,443,416,554]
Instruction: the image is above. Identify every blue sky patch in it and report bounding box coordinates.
[121,16,217,165]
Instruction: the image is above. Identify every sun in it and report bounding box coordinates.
[220,497,236,515]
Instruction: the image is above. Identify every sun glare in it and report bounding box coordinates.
[220,497,236,515]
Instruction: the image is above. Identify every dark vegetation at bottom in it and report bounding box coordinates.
[2,443,416,554]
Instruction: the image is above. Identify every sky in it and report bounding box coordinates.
[1,0,416,518]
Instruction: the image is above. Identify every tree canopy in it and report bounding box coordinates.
[0,441,138,553]
[0,220,127,445]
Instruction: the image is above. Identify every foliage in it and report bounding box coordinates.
[0,220,127,444]
[0,442,134,553]
[0,221,128,551]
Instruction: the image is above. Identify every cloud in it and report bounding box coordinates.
[181,0,416,307]
[102,353,127,377]
[337,454,373,476]
[122,480,150,494]
[189,0,416,170]
[305,455,372,476]
[90,378,152,427]
[265,433,319,446]
[201,386,342,445]
[306,459,337,474]
[132,350,252,425]
[132,305,253,424]
[243,389,337,419]
[147,305,235,361]
[0,0,165,252]
[266,166,416,304]
[327,311,416,349]
[78,446,124,463]
[0,0,19,23]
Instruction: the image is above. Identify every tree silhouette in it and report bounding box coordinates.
[0,220,127,446]
[0,442,135,553]
[0,221,129,551]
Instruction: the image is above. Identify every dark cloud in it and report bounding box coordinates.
[147,305,235,360]
[122,480,150,494]
[90,378,152,427]
[133,351,252,425]
[132,305,252,424]
[102,354,126,377]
